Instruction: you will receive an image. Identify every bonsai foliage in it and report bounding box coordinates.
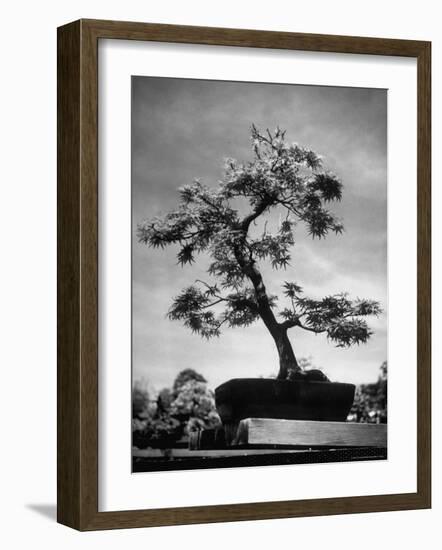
[138,126,382,380]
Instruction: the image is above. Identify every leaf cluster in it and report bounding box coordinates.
[167,282,266,338]
[137,125,344,279]
[280,283,382,347]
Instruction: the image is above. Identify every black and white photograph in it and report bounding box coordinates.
[131,76,388,472]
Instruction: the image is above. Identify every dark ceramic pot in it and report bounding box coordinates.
[215,378,356,426]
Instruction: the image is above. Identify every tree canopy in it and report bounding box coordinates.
[173,368,207,392]
[132,370,220,449]
[347,361,388,423]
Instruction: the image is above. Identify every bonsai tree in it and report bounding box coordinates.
[138,126,382,381]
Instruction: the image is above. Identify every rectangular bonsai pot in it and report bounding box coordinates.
[215,378,356,427]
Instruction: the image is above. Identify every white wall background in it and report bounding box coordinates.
[0,0,440,547]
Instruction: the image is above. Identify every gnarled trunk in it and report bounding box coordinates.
[257,309,300,380]
[274,328,299,380]
[233,244,301,380]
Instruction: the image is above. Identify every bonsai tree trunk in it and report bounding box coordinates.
[274,328,299,380]
[259,313,300,380]
[257,306,300,380]
[233,246,302,380]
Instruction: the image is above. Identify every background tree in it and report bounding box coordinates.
[138,126,382,380]
[132,379,151,419]
[347,361,387,423]
[169,379,220,436]
[132,369,220,449]
[172,368,207,393]
[132,381,180,449]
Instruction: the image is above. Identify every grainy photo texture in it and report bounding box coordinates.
[132,77,387,473]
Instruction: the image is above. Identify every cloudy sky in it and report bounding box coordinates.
[132,76,387,392]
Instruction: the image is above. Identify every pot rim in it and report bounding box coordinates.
[215,377,356,392]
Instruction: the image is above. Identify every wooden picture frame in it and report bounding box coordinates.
[57,18,431,531]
